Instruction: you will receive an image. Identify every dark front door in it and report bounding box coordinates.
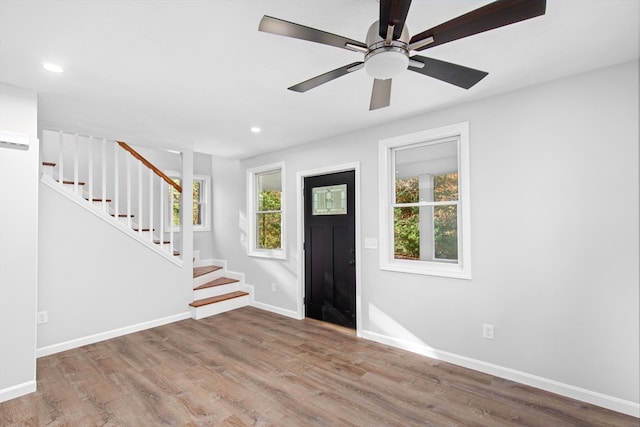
[304,170,356,329]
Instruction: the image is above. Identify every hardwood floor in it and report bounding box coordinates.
[1,307,637,426]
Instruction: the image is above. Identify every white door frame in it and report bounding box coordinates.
[296,162,362,336]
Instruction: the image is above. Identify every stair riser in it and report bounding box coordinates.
[193,270,225,288]
[62,182,83,195]
[133,230,154,238]
[41,165,56,179]
[117,216,134,225]
[190,295,250,320]
[193,283,241,300]
[91,201,111,212]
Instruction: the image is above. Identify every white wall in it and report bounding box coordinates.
[0,83,39,401]
[192,152,214,260]
[212,61,639,414]
[37,169,193,354]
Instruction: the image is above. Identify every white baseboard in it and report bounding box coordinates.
[36,312,191,358]
[0,380,37,403]
[251,299,301,320]
[360,329,639,418]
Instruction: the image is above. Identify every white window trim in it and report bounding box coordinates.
[247,162,286,260]
[166,171,211,232]
[378,122,472,279]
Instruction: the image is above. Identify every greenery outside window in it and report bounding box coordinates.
[247,162,285,259]
[167,172,210,231]
[379,123,471,279]
[394,173,459,261]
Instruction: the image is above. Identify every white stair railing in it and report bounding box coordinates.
[43,130,182,259]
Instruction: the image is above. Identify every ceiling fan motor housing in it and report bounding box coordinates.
[364,21,410,80]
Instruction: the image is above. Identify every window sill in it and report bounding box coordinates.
[248,249,286,260]
[380,259,471,280]
[169,226,211,233]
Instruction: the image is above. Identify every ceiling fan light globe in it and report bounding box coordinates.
[364,50,409,80]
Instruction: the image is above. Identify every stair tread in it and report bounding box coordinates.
[111,213,134,217]
[133,228,154,232]
[193,265,222,278]
[42,161,56,166]
[194,277,239,290]
[58,179,86,185]
[86,197,112,202]
[189,291,249,307]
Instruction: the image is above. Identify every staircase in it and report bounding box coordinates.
[190,263,250,319]
[40,161,180,259]
[40,129,252,319]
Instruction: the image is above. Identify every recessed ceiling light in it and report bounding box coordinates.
[42,62,64,73]
[250,126,261,134]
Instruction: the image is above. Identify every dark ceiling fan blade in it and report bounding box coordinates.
[370,79,392,110]
[288,62,364,93]
[408,56,488,89]
[379,0,412,40]
[409,0,546,51]
[259,16,367,52]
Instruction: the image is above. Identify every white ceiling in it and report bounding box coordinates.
[1,0,638,159]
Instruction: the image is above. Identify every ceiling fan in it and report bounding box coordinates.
[259,0,546,110]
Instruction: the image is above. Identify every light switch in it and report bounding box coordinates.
[364,238,378,249]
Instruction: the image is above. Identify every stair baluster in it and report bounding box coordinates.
[148,169,153,243]
[73,133,79,195]
[168,180,174,254]
[159,179,165,250]
[88,136,94,204]
[137,161,143,234]
[126,153,132,229]
[113,142,119,216]
[57,130,64,189]
[101,138,107,210]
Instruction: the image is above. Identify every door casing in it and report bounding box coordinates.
[296,162,362,336]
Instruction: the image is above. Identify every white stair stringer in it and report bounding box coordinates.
[40,172,182,266]
[41,162,180,258]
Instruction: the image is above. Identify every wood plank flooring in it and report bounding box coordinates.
[1,307,637,426]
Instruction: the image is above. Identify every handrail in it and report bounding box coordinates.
[117,141,182,193]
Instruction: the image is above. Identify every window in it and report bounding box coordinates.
[379,122,471,279]
[247,163,285,259]
[167,172,210,231]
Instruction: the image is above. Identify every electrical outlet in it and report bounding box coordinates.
[37,311,48,324]
[271,283,276,292]
[482,323,494,340]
